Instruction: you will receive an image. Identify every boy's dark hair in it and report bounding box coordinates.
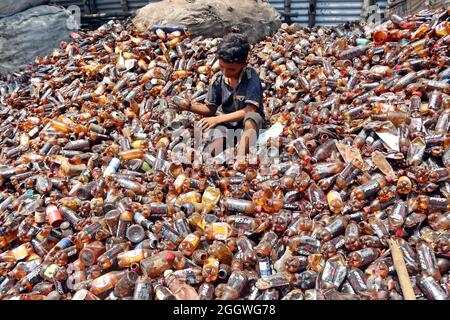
[217,33,250,63]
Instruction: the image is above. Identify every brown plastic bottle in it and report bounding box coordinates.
[89,270,127,296]
[79,241,106,266]
[113,270,139,298]
[164,269,200,300]
[347,248,380,268]
[140,250,181,278]
[178,231,201,256]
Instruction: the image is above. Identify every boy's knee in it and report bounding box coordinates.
[243,112,263,133]
[244,118,257,130]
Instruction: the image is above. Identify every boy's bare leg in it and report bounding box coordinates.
[236,119,257,163]
[204,137,225,158]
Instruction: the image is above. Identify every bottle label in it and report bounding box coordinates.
[228,273,246,292]
[175,268,200,285]
[65,246,78,257]
[258,257,272,278]
[370,221,388,238]
[419,277,447,300]
[24,259,42,273]
[155,287,170,300]
[57,237,73,250]
[357,248,379,264]
[161,224,181,244]
[150,203,168,215]
[54,280,65,295]
[399,242,417,267]
[134,283,152,300]
[198,284,213,298]
[121,249,142,261]
[283,203,299,210]
[346,223,359,237]
[24,264,43,283]
[255,273,290,290]
[426,134,444,146]
[190,179,203,189]
[417,245,437,271]
[85,222,102,239]
[105,245,125,260]
[174,219,190,237]
[321,261,346,287]
[116,220,129,238]
[390,203,407,222]
[92,273,112,289]
[229,177,244,184]
[429,197,448,211]
[359,180,381,198]
[332,235,346,250]
[211,223,230,241]
[185,232,200,244]
[18,222,32,237]
[61,208,81,225]
[12,244,31,260]
[225,199,251,213]
[43,264,58,280]
[347,269,368,292]
[338,162,357,183]
[325,218,345,236]
[285,191,300,203]
[299,236,320,254]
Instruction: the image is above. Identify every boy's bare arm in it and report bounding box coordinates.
[189,102,217,116]
[199,104,257,130]
[216,104,257,124]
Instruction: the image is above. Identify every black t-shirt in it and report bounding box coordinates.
[205,66,266,128]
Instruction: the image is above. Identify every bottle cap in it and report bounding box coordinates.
[163,269,174,278]
[126,224,146,243]
[395,228,404,238]
[166,251,176,262]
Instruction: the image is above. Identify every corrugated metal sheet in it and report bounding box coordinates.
[267,0,309,26]
[315,0,364,26]
[48,0,160,17]
[376,0,388,10]
[268,0,372,27]
[127,0,154,10]
[290,0,309,26]
[49,0,85,15]
[94,0,124,15]
[268,0,284,11]
[376,0,388,17]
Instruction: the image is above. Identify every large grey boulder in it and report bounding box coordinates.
[0,0,46,18]
[133,0,282,43]
[0,5,72,75]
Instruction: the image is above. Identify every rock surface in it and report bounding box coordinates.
[133,0,282,43]
[0,0,46,18]
[0,5,72,75]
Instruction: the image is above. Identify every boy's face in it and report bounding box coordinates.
[219,59,246,79]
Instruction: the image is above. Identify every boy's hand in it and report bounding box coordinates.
[199,116,220,130]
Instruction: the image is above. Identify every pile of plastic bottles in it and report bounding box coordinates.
[0,8,449,300]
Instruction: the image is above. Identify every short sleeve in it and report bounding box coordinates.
[205,73,221,107]
[244,69,263,109]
